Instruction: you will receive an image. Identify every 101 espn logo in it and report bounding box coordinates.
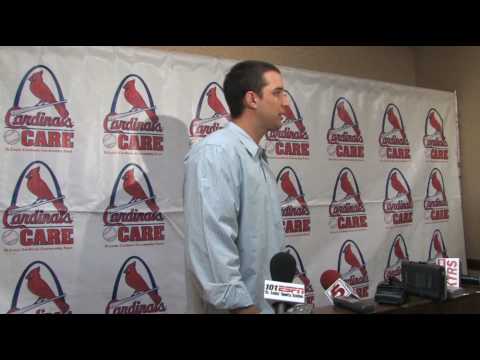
[264,280,305,304]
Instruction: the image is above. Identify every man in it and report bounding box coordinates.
[183,60,288,314]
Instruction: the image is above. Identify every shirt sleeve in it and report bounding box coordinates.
[183,144,254,310]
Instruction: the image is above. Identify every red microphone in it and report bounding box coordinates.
[320,269,356,302]
[320,269,375,314]
[320,270,341,290]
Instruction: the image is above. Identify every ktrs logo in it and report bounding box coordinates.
[327,97,364,160]
[276,167,310,236]
[384,234,409,281]
[285,245,315,304]
[4,65,74,150]
[103,164,165,247]
[424,168,449,222]
[2,161,74,251]
[103,75,163,153]
[383,168,414,227]
[264,90,309,159]
[378,104,411,161]
[106,256,166,314]
[337,240,369,298]
[427,229,448,262]
[423,108,448,161]
[328,168,368,232]
[189,82,230,144]
[7,261,71,314]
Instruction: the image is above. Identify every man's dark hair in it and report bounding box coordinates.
[223,60,281,119]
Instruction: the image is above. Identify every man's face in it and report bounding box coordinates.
[255,70,289,131]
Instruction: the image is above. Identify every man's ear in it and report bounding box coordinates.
[244,91,258,110]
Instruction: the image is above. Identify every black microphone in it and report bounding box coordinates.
[270,252,297,314]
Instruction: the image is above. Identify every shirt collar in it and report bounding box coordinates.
[226,122,264,160]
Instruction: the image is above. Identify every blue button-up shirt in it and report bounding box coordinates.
[183,122,285,314]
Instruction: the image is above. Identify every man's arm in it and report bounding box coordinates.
[184,145,255,311]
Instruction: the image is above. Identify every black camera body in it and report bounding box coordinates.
[375,277,407,305]
[401,261,447,302]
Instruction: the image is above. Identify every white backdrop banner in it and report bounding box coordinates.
[0,46,465,313]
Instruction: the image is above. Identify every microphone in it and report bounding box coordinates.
[320,270,343,293]
[320,269,375,314]
[320,269,357,301]
[269,252,297,314]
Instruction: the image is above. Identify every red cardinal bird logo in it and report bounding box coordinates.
[340,172,363,207]
[390,172,412,205]
[26,267,70,313]
[280,171,308,209]
[394,238,407,260]
[206,87,228,117]
[433,232,446,258]
[28,70,69,119]
[337,102,360,136]
[428,112,445,141]
[282,103,305,132]
[387,108,406,140]
[431,172,446,201]
[343,244,367,277]
[123,262,162,305]
[122,169,159,213]
[123,79,159,124]
[26,167,67,213]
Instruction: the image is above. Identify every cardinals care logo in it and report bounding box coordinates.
[337,240,369,298]
[103,164,165,247]
[276,167,310,237]
[264,90,309,159]
[189,82,230,145]
[423,108,448,161]
[378,104,411,161]
[326,97,364,160]
[384,234,409,282]
[103,75,163,154]
[2,161,74,252]
[424,168,449,223]
[106,256,166,314]
[427,229,448,262]
[4,65,74,152]
[329,168,368,233]
[383,168,414,227]
[7,261,71,314]
[285,245,315,304]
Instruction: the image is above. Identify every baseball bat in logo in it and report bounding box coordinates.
[328,167,368,232]
[106,256,166,314]
[424,168,449,222]
[4,65,74,150]
[103,163,165,246]
[337,240,369,298]
[427,229,448,262]
[326,97,364,160]
[423,108,448,161]
[103,74,163,153]
[378,103,410,161]
[276,166,310,236]
[383,168,414,227]
[285,245,315,304]
[2,161,74,250]
[189,82,230,144]
[384,234,409,281]
[264,90,309,159]
[7,261,71,314]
